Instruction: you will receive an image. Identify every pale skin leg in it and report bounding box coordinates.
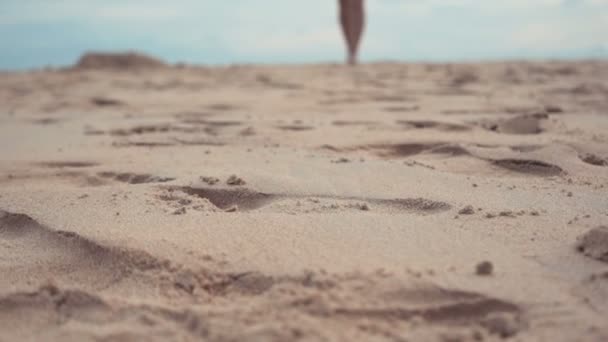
[339,0,365,65]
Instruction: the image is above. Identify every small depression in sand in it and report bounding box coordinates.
[332,120,379,127]
[112,137,225,148]
[510,145,545,153]
[372,143,441,158]
[397,120,471,132]
[383,106,420,113]
[577,226,608,262]
[579,153,607,167]
[427,144,472,156]
[172,138,226,146]
[91,97,124,107]
[98,172,175,184]
[175,187,277,211]
[366,143,471,158]
[491,159,563,177]
[441,108,498,115]
[113,141,174,148]
[31,118,62,125]
[109,124,171,136]
[206,103,239,112]
[38,161,99,168]
[195,120,244,127]
[369,198,451,213]
[171,186,451,214]
[383,105,420,112]
[276,125,315,132]
[369,95,415,103]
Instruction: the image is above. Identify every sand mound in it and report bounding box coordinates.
[577,226,608,262]
[0,210,168,291]
[73,52,167,70]
[483,113,548,135]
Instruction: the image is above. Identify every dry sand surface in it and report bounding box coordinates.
[1,53,608,341]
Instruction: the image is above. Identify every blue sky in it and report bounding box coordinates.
[1,0,607,70]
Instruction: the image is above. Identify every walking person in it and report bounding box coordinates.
[338,0,365,65]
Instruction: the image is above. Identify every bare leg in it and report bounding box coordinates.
[339,0,365,65]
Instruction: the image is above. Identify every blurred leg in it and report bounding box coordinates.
[339,0,365,65]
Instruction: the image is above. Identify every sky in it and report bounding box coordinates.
[1,0,607,70]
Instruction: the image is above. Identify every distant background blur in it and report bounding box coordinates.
[1,0,607,70]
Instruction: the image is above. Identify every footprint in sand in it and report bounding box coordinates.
[169,187,278,211]
[490,159,563,177]
[168,186,451,214]
[332,142,567,179]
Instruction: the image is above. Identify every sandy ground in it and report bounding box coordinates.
[1,57,608,341]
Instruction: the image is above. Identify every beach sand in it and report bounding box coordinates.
[1,55,608,341]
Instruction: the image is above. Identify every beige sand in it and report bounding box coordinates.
[1,55,608,341]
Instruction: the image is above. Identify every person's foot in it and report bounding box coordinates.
[347,55,357,65]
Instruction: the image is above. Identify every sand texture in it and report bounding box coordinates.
[1,59,608,341]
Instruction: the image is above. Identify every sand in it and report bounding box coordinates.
[1,54,608,341]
